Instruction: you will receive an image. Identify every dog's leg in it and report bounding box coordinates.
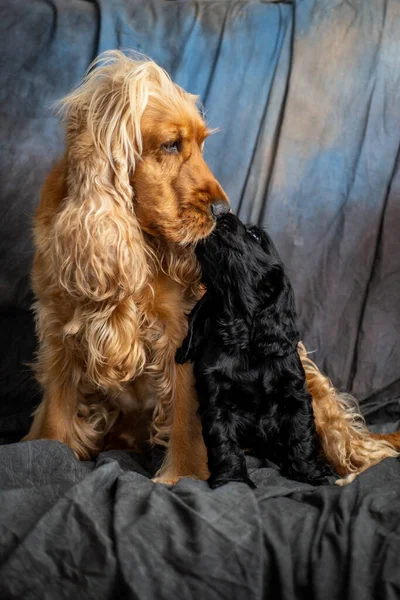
[281,391,334,485]
[23,383,102,460]
[193,376,255,489]
[23,341,107,459]
[201,407,255,489]
[154,363,209,485]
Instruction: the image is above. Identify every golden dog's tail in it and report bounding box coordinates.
[298,342,399,484]
[370,431,400,448]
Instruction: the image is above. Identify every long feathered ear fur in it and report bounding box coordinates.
[52,51,177,303]
[252,267,299,356]
[53,154,146,303]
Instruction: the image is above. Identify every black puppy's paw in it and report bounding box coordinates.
[287,461,336,486]
[317,462,337,479]
[208,474,256,490]
[305,469,336,486]
[308,461,337,484]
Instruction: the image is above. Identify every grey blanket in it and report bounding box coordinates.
[1,440,400,600]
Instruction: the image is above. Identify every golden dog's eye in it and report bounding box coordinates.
[162,141,180,154]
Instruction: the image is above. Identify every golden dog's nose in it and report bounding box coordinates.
[210,201,230,218]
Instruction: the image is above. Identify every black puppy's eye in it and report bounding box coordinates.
[248,229,261,242]
[162,140,180,154]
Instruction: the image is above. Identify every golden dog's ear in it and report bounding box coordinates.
[53,148,147,303]
[51,51,170,302]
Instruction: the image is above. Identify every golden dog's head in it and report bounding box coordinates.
[60,50,229,247]
[52,51,229,305]
[134,84,229,244]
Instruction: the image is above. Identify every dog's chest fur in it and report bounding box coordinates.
[148,273,196,348]
[127,273,197,409]
[196,312,263,402]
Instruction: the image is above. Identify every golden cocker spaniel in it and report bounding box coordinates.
[25,51,400,484]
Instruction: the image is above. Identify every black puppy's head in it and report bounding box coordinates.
[195,213,280,299]
[179,213,298,361]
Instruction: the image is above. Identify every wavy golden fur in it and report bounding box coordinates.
[24,50,229,482]
[299,343,399,484]
[25,50,400,484]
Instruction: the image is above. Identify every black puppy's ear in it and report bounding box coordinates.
[176,293,211,364]
[252,269,299,357]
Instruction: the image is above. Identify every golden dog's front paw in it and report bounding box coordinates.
[153,464,209,486]
[335,473,358,486]
[152,474,184,486]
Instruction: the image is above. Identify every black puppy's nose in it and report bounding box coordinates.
[210,200,230,218]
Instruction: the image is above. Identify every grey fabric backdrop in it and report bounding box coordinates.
[1,0,399,440]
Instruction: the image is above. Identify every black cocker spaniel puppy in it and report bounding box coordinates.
[176,213,333,489]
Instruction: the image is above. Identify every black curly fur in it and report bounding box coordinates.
[176,213,334,489]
